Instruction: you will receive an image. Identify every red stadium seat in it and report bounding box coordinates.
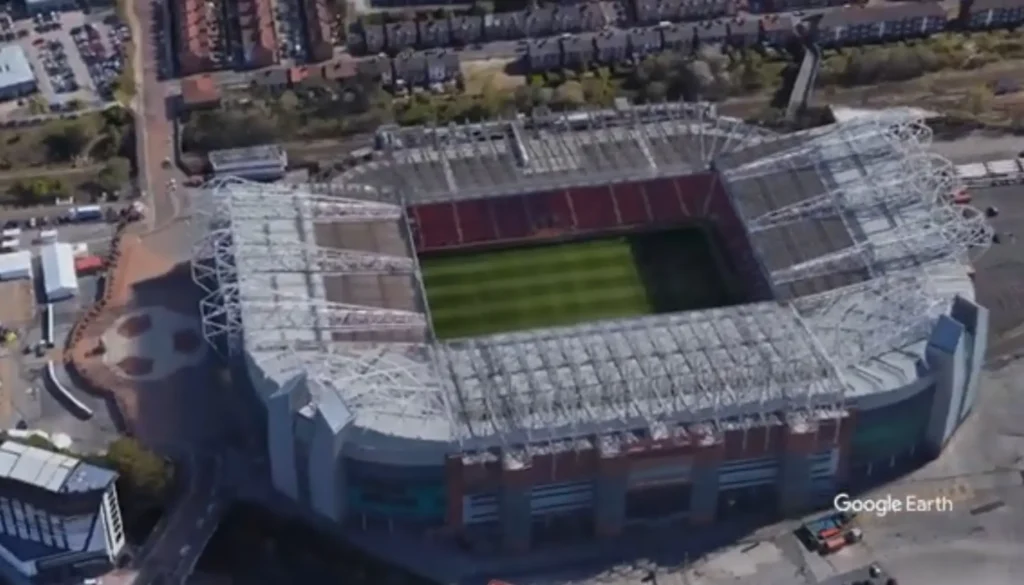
[676,173,713,216]
[524,190,575,231]
[412,203,461,252]
[492,196,531,239]
[455,199,499,244]
[612,181,651,226]
[644,178,688,223]
[569,185,619,231]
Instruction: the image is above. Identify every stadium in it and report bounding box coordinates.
[190,103,992,552]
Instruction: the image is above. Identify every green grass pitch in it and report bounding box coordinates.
[420,228,735,340]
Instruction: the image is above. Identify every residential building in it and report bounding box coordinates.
[520,5,605,37]
[303,0,335,62]
[680,0,736,20]
[561,33,597,69]
[353,22,386,54]
[961,0,1024,29]
[358,55,393,86]
[250,66,290,93]
[426,50,460,84]
[368,0,470,8]
[385,21,418,52]
[626,26,659,58]
[392,51,429,86]
[661,22,697,52]
[728,16,761,47]
[526,38,561,71]
[814,3,946,46]
[23,0,77,15]
[0,440,125,585]
[209,144,288,180]
[525,7,558,36]
[180,74,221,110]
[238,0,277,68]
[747,0,845,13]
[450,15,484,45]
[0,46,37,100]
[635,0,734,25]
[483,11,527,40]
[760,13,796,45]
[292,56,358,85]
[418,18,451,49]
[694,19,729,46]
[596,30,630,62]
[176,0,214,75]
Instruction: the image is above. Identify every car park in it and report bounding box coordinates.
[69,21,125,97]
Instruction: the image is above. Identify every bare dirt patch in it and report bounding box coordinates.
[173,329,200,354]
[462,59,524,95]
[117,314,152,338]
[117,356,154,377]
[720,58,1024,122]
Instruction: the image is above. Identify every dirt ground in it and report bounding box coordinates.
[67,226,213,444]
[720,58,1024,121]
[0,280,37,425]
[970,184,1024,362]
[461,58,525,95]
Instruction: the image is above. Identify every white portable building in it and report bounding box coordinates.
[40,242,78,301]
[0,250,31,281]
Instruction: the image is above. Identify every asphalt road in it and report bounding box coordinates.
[97,3,226,583]
[132,453,224,584]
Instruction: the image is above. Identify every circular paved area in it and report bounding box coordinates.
[101,307,207,381]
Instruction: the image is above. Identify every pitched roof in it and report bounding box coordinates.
[181,74,221,104]
[818,2,945,27]
[968,0,1024,11]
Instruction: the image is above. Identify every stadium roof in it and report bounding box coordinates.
[0,45,35,91]
[191,104,991,462]
[0,440,115,494]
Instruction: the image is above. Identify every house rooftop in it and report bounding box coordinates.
[181,74,220,105]
[818,2,946,27]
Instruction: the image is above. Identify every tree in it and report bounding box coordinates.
[553,80,585,109]
[962,85,993,115]
[97,157,132,192]
[10,177,68,204]
[44,120,91,162]
[104,437,174,499]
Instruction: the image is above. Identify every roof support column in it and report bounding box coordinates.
[500,453,533,554]
[689,430,724,525]
[593,440,628,539]
[444,455,465,533]
[777,415,820,516]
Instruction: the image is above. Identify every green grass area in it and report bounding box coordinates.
[421,227,735,339]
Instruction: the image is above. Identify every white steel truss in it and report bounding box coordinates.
[187,106,992,454]
[341,102,778,204]
[730,109,992,367]
[747,153,957,231]
[200,230,416,276]
[190,177,424,356]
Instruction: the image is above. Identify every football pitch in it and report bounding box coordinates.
[420,228,735,339]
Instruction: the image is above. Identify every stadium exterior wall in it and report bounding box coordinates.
[246,295,988,552]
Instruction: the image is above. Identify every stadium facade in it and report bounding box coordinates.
[191,103,991,552]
